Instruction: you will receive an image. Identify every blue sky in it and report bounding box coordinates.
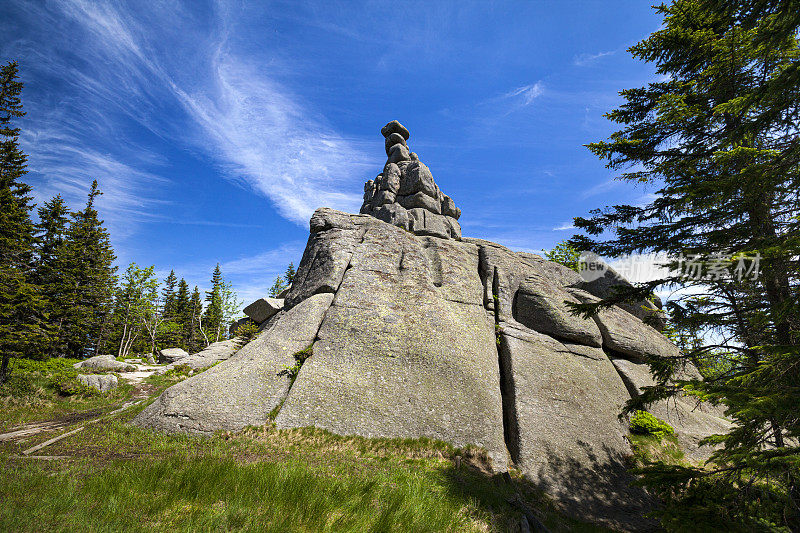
[3,1,664,305]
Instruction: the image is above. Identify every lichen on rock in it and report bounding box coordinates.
[132,121,729,532]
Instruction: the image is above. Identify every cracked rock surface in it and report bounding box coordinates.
[133,121,730,532]
[133,207,730,531]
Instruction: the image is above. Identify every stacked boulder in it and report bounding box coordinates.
[243,297,284,325]
[360,121,462,240]
[155,339,240,374]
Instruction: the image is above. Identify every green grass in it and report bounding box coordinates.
[627,433,687,467]
[0,358,139,431]
[2,456,494,532]
[0,362,614,532]
[0,414,613,532]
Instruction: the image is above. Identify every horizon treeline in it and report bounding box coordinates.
[0,60,240,382]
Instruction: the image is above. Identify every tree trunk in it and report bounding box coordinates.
[118,322,128,359]
[0,353,9,385]
[747,197,793,450]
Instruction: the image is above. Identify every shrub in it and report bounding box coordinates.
[280,345,313,383]
[234,320,259,345]
[543,240,581,272]
[50,372,96,397]
[0,373,37,397]
[164,364,192,378]
[630,410,675,438]
[10,357,81,375]
[0,358,93,398]
[0,358,98,398]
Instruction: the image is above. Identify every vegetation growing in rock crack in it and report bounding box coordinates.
[279,344,314,383]
[543,240,582,272]
[629,411,675,439]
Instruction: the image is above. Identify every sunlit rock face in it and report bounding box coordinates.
[134,121,730,532]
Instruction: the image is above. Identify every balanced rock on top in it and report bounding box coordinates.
[361,121,462,240]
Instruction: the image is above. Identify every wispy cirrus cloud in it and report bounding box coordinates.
[553,221,575,231]
[21,124,170,239]
[171,53,372,224]
[573,50,614,66]
[7,0,374,234]
[502,82,545,106]
[61,0,374,225]
[580,178,625,199]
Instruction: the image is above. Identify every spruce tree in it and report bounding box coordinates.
[202,264,223,344]
[570,1,800,528]
[34,195,70,354]
[269,276,287,297]
[161,270,177,318]
[0,61,47,382]
[188,286,203,352]
[174,278,190,350]
[60,181,117,358]
[156,269,180,348]
[284,262,296,285]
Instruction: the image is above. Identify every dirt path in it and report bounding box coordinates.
[118,361,162,384]
[0,382,155,443]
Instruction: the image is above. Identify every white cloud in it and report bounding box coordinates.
[579,178,625,199]
[171,54,373,225]
[553,221,575,231]
[606,253,671,285]
[573,50,614,66]
[502,82,544,106]
[23,126,169,240]
[23,0,375,231]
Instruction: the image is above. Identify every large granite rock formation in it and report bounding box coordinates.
[133,121,729,531]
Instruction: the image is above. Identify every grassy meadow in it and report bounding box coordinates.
[0,362,611,533]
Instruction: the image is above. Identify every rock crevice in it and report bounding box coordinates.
[133,120,730,532]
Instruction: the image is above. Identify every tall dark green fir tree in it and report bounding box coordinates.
[161,270,177,318]
[60,181,117,358]
[570,1,800,529]
[202,264,223,344]
[34,195,70,352]
[156,269,180,349]
[173,277,190,350]
[187,285,204,352]
[0,61,47,383]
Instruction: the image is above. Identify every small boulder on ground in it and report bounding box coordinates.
[73,354,136,372]
[158,348,190,364]
[155,339,240,374]
[77,373,118,393]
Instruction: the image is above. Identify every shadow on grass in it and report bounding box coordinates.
[436,440,661,533]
